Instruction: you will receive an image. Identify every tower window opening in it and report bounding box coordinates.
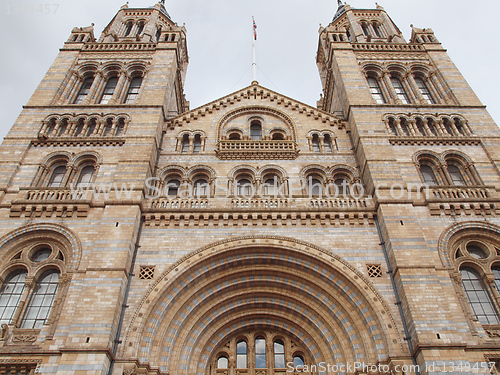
[367,77,385,104]
[124,76,142,103]
[372,22,382,37]
[250,121,262,140]
[415,77,434,104]
[193,134,202,153]
[311,134,320,152]
[391,77,410,104]
[100,76,118,104]
[74,76,94,104]
[136,22,145,36]
[361,23,370,37]
[124,21,133,37]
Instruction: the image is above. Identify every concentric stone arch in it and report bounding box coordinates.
[121,236,405,373]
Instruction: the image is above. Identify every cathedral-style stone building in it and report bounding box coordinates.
[1,1,500,374]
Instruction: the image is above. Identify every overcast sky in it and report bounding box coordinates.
[0,0,498,141]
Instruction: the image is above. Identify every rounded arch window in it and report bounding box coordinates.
[466,243,488,259]
[311,134,320,152]
[217,356,228,369]
[250,120,262,140]
[166,178,181,196]
[334,176,350,195]
[420,164,438,185]
[0,270,27,325]
[193,134,202,153]
[193,178,209,197]
[49,165,67,188]
[460,266,499,325]
[308,175,323,197]
[100,76,119,104]
[228,132,241,140]
[367,76,385,104]
[255,336,266,368]
[77,165,95,187]
[273,339,285,368]
[31,247,52,262]
[181,134,190,153]
[272,132,284,140]
[236,176,253,197]
[74,76,94,104]
[124,21,133,37]
[263,174,279,196]
[293,355,305,368]
[236,340,248,368]
[324,134,333,152]
[447,163,466,186]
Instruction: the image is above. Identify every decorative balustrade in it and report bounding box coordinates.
[25,189,85,201]
[352,43,424,52]
[310,197,369,209]
[231,198,288,209]
[83,43,156,51]
[149,198,209,209]
[430,186,490,201]
[216,140,298,160]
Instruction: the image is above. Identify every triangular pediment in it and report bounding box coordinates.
[166,83,345,131]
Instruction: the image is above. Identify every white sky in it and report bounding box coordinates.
[0,0,498,141]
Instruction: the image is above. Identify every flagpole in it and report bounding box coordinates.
[252,17,258,84]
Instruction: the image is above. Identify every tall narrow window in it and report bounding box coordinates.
[361,23,370,36]
[334,177,350,196]
[136,22,144,36]
[274,340,285,368]
[49,166,67,188]
[236,340,247,368]
[181,134,190,153]
[311,134,320,152]
[125,77,142,103]
[86,118,97,136]
[237,178,253,197]
[263,176,278,196]
[416,118,426,136]
[255,337,266,368]
[58,118,68,136]
[308,176,322,197]
[443,119,454,135]
[124,22,133,37]
[100,77,118,104]
[460,267,500,325]
[427,118,438,136]
[455,118,467,136]
[155,27,162,42]
[74,76,94,104]
[293,356,305,368]
[447,164,466,186]
[372,22,382,37]
[391,77,410,104]
[367,77,385,104]
[74,118,85,137]
[20,270,60,329]
[493,267,500,296]
[217,356,228,369]
[324,134,333,152]
[194,179,208,197]
[420,165,438,185]
[77,166,95,187]
[400,118,410,136]
[167,179,181,196]
[0,271,27,325]
[250,121,262,140]
[415,77,434,104]
[193,134,202,153]
[388,117,397,135]
[103,118,113,136]
[115,118,125,136]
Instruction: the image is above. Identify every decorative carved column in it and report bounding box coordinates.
[110,70,129,104]
[406,73,423,104]
[56,70,79,105]
[382,72,399,104]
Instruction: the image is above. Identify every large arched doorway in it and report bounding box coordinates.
[122,237,404,374]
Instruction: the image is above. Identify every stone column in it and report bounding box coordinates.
[382,72,400,104]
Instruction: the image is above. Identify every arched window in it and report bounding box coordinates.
[387,117,397,135]
[420,165,438,185]
[49,166,67,188]
[100,76,118,104]
[136,22,145,36]
[274,340,285,368]
[250,121,262,140]
[367,77,385,104]
[193,134,202,153]
[391,77,410,104]
[255,337,266,368]
[115,118,126,136]
[236,177,253,197]
[308,176,323,197]
[74,118,85,137]
[493,267,500,295]
[77,166,95,187]
[466,243,488,259]
[193,178,208,197]
[125,76,142,103]
[155,27,162,42]
[228,132,241,140]
[427,118,438,136]
[334,177,350,196]
[443,118,454,135]
[415,77,434,104]
[447,164,466,186]
[454,118,467,136]
[181,134,190,153]
[58,118,68,136]
[86,118,97,136]
[166,179,181,196]
[32,247,51,262]
[236,340,248,368]
[372,22,382,38]
[263,175,279,196]
[103,118,113,136]
[272,132,284,140]
[460,267,500,325]
[361,23,370,36]
[311,134,320,152]
[124,22,133,37]
[217,356,228,369]
[20,270,60,329]
[293,355,305,369]
[0,270,27,325]
[400,118,410,136]
[324,134,333,152]
[416,118,426,136]
[74,76,94,104]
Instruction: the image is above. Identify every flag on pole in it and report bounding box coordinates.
[253,17,257,40]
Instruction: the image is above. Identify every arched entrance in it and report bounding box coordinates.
[122,236,404,374]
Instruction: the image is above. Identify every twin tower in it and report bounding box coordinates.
[0,2,499,375]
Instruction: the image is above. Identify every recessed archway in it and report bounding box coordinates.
[121,236,405,374]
